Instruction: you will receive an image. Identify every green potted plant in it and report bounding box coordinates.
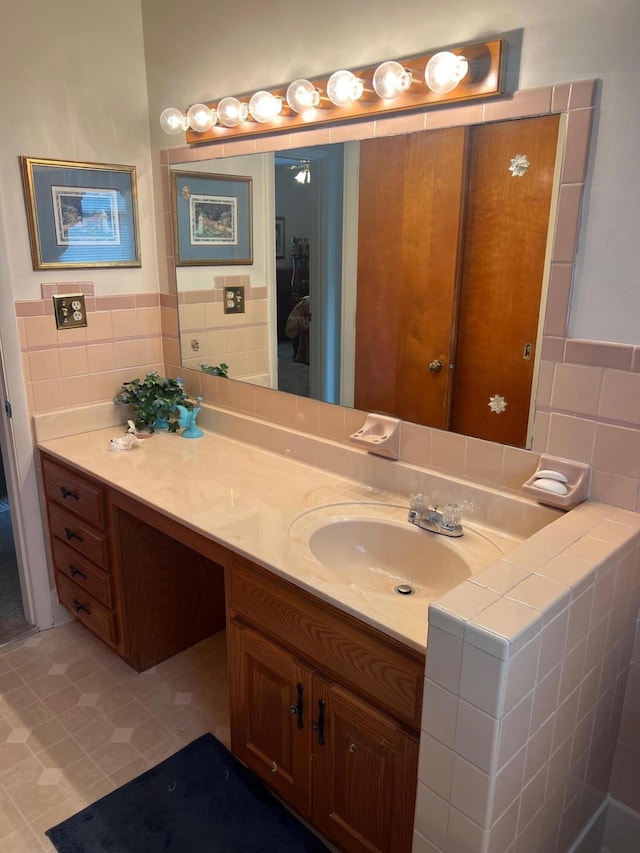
[200,362,229,377]
[114,372,193,433]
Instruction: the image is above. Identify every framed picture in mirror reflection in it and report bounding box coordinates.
[171,170,253,266]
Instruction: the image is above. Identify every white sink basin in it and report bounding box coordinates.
[288,503,518,599]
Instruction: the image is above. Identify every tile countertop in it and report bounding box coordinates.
[36,423,533,653]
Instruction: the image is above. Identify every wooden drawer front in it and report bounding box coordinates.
[228,559,424,730]
[48,503,109,569]
[51,538,113,608]
[56,572,118,647]
[42,457,105,529]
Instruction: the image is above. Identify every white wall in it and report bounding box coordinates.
[0,0,156,626]
[141,0,640,346]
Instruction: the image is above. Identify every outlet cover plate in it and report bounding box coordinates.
[224,286,245,314]
[53,294,87,329]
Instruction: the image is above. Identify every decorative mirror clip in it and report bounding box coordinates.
[509,154,530,177]
[488,394,507,414]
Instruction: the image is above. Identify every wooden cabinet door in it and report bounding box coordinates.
[354,129,468,429]
[311,675,418,853]
[228,622,314,818]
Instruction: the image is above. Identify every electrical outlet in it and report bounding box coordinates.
[224,286,245,314]
[53,294,87,329]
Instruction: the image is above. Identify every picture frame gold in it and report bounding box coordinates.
[20,156,141,270]
[170,169,253,266]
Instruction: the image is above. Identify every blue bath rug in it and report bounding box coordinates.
[46,733,330,852]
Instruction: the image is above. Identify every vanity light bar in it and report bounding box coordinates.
[161,39,503,145]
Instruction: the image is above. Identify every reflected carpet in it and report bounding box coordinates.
[46,733,330,852]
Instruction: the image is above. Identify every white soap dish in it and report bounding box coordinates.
[348,414,400,460]
[522,455,590,509]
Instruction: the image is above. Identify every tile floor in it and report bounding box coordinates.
[0,621,230,851]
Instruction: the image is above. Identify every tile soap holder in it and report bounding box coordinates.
[349,414,400,460]
[522,454,590,510]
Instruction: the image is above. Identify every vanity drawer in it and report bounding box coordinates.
[228,557,425,730]
[48,503,109,569]
[51,538,113,608]
[42,457,106,529]
[56,572,118,647]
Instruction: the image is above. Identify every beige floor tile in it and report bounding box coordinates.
[90,740,143,776]
[37,736,87,769]
[129,716,171,752]
[142,732,185,764]
[1,824,46,852]
[105,698,153,729]
[26,718,68,752]
[58,754,108,797]
[0,742,33,772]
[0,794,26,840]
[0,754,46,796]
[10,782,69,824]
[0,683,39,715]
[108,754,151,787]
[55,702,106,735]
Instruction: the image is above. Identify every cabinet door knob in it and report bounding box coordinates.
[69,565,88,581]
[289,682,304,729]
[271,761,277,773]
[64,527,83,543]
[312,698,326,747]
[349,742,357,753]
[60,486,80,501]
[73,599,91,616]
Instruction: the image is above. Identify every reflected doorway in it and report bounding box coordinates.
[275,146,344,403]
[277,341,310,397]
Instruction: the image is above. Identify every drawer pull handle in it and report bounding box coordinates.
[64,528,83,543]
[69,565,88,581]
[312,698,326,747]
[73,599,91,616]
[60,486,80,501]
[271,761,277,773]
[349,742,357,753]
[289,682,304,729]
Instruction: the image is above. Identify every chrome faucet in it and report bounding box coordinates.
[407,494,464,538]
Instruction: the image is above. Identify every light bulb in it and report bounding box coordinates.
[424,51,469,95]
[326,70,364,107]
[372,61,412,99]
[286,79,320,114]
[159,107,188,135]
[186,103,216,132]
[216,97,249,128]
[248,91,283,123]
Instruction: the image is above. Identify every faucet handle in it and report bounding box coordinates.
[409,493,428,512]
[442,503,463,529]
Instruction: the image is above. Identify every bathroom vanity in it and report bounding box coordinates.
[38,422,452,852]
[36,415,551,853]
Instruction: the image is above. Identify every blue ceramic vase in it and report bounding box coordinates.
[177,405,203,438]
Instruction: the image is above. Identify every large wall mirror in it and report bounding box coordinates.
[169,103,573,450]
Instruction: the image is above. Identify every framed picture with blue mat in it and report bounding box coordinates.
[46,733,330,852]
